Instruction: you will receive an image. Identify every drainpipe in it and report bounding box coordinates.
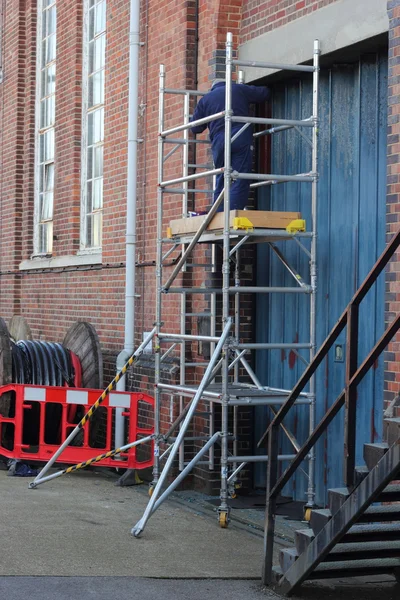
[115,0,141,450]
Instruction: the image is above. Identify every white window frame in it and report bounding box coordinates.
[33,0,57,257]
[34,0,57,256]
[80,0,106,253]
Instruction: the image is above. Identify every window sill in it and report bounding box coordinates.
[19,253,102,271]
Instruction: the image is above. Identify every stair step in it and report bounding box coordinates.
[328,484,400,513]
[280,540,400,573]
[279,547,298,572]
[343,522,400,543]
[293,525,400,563]
[385,417,400,447]
[328,487,350,514]
[294,528,314,555]
[354,465,370,485]
[324,540,400,562]
[379,483,400,503]
[359,503,400,523]
[312,557,400,579]
[363,443,389,471]
[309,509,332,535]
[310,501,400,537]
[274,558,400,586]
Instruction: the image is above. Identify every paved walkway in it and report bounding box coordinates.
[1,468,399,599]
[0,469,268,578]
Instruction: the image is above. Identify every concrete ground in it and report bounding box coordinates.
[0,467,399,599]
[0,468,268,578]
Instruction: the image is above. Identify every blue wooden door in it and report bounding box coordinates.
[255,51,388,505]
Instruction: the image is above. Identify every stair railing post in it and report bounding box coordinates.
[262,423,279,585]
[344,303,359,487]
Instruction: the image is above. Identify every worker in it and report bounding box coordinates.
[190,79,270,211]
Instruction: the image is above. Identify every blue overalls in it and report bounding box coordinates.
[191,82,270,211]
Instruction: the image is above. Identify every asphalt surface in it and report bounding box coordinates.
[0,468,267,578]
[0,577,268,600]
[1,468,399,599]
[0,576,399,600]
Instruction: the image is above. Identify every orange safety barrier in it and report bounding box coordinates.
[0,384,154,470]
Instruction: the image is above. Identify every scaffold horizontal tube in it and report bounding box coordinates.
[161,111,225,137]
[228,398,311,406]
[156,382,222,399]
[164,138,210,145]
[228,286,312,294]
[234,172,315,183]
[233,115,314,127]
[166,286,312,294]
[233,58,315,72]
[158,332,220,343]
[164,230,313,242]
[164,88,206,96]
[163,188,215,194]
[160,168,223,188]
[227,454,298,463]
[254,118,313,139]
[235,342,312,349]
[263,385,312,397]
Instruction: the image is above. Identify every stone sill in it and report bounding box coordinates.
[19,253,102,271]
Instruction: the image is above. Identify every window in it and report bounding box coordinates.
[81,0,106,250]
[35,0,57,255]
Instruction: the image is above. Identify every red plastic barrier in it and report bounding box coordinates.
[0,384,154,470]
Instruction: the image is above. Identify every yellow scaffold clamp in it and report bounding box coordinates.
[286,219,306,233]
[166,227,172,239]
[233,217,254,232]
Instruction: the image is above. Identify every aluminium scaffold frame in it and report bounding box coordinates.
[131,32,320,537]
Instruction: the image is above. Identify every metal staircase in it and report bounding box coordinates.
[275,428,400,593]
[261,229,400,595]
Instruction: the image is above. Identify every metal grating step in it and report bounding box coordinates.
[342,522,400,544]
[325,539,400,562]
[281,540,400,574]
[358,503,400,523]
[328,483,400,514]
[274,559,400,585]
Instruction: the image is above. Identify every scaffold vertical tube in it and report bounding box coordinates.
[209,243,217,471]
[218,31,234,522]
[152,64,166,488]
[179,92,190,471]
[232,245,241,490]
[306,39,320,510]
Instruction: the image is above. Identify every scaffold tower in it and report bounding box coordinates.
[131,32,320,537]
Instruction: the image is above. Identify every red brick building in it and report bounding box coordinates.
[0,0,398,499]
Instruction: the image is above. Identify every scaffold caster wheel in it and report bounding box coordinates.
[148,485,155,497]
[218,511,229,529]
[303,507,312,522]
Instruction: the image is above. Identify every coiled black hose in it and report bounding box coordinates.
[11,340,75,386]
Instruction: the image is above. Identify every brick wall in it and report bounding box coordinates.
[240,0,340,44]
[385,0,400,420]
[0,1,27,316]
[0,0,396,490]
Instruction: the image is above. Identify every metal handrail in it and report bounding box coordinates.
[262,228,400,585]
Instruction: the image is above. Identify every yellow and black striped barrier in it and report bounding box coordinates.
[30,435,154,488]
[29,328,157,488]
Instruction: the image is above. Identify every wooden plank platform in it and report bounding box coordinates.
[168,210,302,236]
